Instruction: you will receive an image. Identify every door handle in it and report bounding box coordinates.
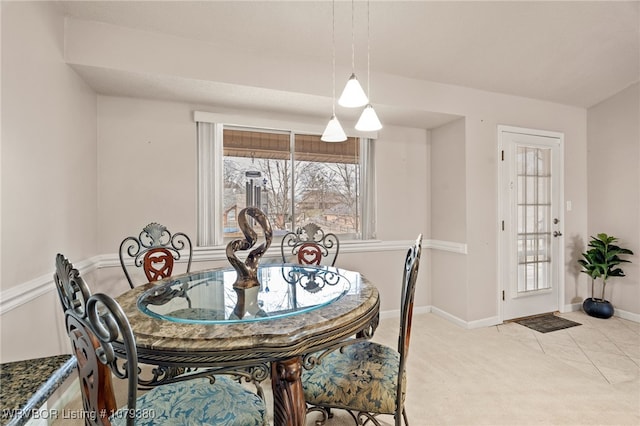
[553,231,563,237]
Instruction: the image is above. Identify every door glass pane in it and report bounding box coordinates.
[538,206,550,232]
[538,149,551,174]
[525,206,536,233]
[538,235,550,260]
[525,176,536,204]
[517,205,525,233]
[516,145,552,293]
[538,176,550,204]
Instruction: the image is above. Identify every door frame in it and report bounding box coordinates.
[497,125,566,322]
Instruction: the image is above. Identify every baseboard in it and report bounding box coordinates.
[379,305,431,320]
[564,302,583,312]
[614,308,640,323]
[429,306,468,328]
[564,302,640,323]
[429,306,502,329]
[467,315,502,328]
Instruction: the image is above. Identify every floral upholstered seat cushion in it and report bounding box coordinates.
[110,376,267,426]
[302,341,405,415]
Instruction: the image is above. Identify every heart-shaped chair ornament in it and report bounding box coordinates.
[143,248,174,281]
[298,243,323,265]
[226,207,273,289]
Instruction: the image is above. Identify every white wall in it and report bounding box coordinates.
[431,118,466,242]
[1,2,98,362]
[97,97,198,254]
[430,118,467,319]
[1,2,98,290]
[586,83,640,315]
[374,125,429,241]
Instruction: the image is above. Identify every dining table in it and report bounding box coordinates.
[115,262,380,426]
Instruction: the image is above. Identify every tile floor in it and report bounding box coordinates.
[52,310,640,426]
[497,311,640,385]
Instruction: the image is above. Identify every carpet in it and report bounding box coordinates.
[515,314,581,333]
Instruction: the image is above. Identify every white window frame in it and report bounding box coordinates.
[194,111,377,248]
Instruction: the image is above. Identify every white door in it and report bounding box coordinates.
[499,126,564,321]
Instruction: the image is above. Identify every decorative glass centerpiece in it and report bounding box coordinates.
[226,207,273,289]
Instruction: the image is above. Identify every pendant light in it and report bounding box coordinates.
[338,0,368,108]
[355,0,382,131]
[356,104,382,131]
[322,114,347,142]
[322,0,347,142]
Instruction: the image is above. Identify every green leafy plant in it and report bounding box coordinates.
[578,233,634,300]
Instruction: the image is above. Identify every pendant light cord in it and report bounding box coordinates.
[351,0,356,72]
[366,0,370,97]
[332,0,336,115]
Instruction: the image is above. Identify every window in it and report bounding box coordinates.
[223,127,360,239]
[196,118,375,247]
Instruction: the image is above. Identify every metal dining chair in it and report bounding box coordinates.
[119,222,192,288]
[280,222,340,266]
[301,234,423,426]
[54,254,268,426]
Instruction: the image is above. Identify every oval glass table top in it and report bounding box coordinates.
[116,263,378,364]
[137,264,352,324]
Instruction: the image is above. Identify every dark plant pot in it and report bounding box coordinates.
[583,297,614,319]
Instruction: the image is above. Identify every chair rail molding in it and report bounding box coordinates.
[0,257,100,315]
[5,244,639,324]
[0,239,466,314]
[427,239,468,254]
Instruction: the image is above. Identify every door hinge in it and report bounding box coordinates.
[502,290,505,301]
[501,150,504,161]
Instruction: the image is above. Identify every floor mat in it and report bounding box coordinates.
[515,314,581,333]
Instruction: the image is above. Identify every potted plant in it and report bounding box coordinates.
[578,233,634,319]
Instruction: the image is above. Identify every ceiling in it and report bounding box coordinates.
[55,1,639,128]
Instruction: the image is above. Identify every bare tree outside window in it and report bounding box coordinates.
[222,128,359,238]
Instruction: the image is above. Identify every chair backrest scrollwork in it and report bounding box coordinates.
[119,222,193,288]
[280,223,340,266]
[55,254,139,425]
[398,234,422,358]
[395,234,422,419]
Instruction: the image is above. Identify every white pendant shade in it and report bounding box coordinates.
[355,104,383,131]
[321,114,347,142]
[338,74,368,108]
